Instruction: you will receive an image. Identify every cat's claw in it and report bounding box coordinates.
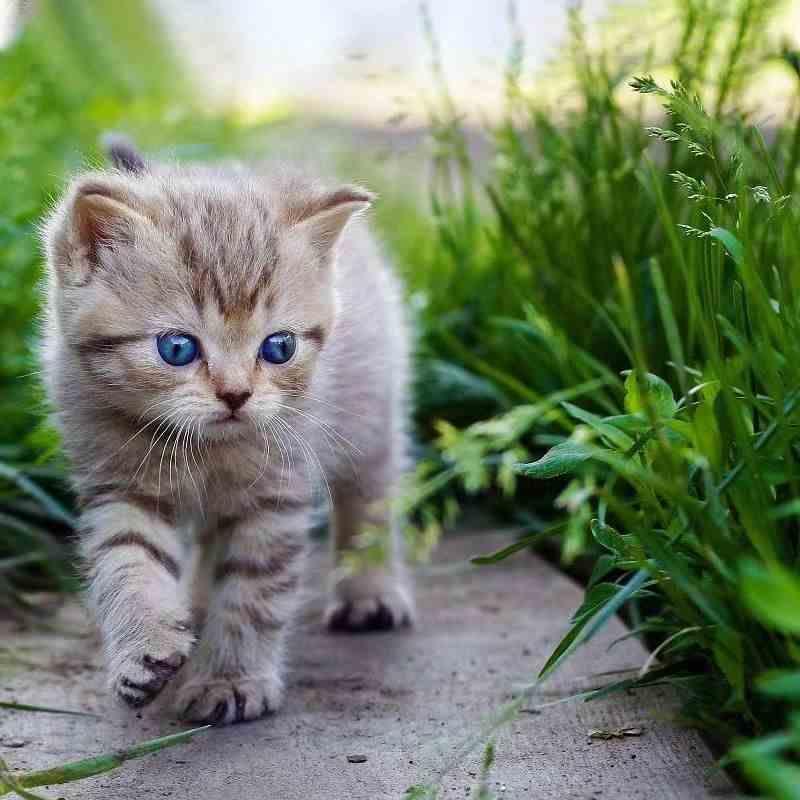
[326,571,414,632]
[176,675,284,725]
[114,651,188,708]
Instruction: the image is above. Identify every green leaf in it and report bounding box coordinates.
[537,609,597,683]
[417,359,507,413]
[636,526,726,626]
[663,418,693,441]
[580,571,650,643]
[757,670,800,701]
[729,732,794,762]
[587,553,616,588]
[561,403,633,450]
[623,371,677,418]
[741,561,800,635]
[470,524,566,565]
[712,628,745,702]
[570,583,619,623]
[739,754,800,800]
[515,441,593,479]
[590,520,624,554]
[709,227,744,266]
[590,519,645,561]
[538,571,648,681]
[601,414,651,434]
[769,499,800,520]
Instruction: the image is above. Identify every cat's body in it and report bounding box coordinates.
[40,142,413,725]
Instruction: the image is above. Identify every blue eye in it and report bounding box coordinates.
[157,332,199,366]
[260,331,296,364]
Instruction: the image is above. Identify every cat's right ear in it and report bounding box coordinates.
[44,177,148,285]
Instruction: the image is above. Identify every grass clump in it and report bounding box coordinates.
[404,0,800,794]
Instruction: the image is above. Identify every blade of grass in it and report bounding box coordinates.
[0,701,98,718]
[470,522,569,565]
[538,571,649,682]
[0,727,212,797]
[0,463,76,529]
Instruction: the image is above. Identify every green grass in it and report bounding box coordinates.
[400,1,800,796]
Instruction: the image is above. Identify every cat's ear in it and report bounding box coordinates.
[103,133,147,175]
[45,177,148,285]
[293,186,375,254]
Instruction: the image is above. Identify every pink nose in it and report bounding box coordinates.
[217,390,252,412]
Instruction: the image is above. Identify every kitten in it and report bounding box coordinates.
[40,139,414,725]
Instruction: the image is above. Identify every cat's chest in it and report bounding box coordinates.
[104,420,315,525]
[154,436,306,515]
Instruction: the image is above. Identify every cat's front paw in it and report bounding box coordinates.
[112,650,191,708]
[326,570,415,632]
[109,622,195,708]
[176,672,284,725]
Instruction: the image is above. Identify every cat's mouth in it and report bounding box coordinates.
[203,412,249,441]
[212,413,243,425]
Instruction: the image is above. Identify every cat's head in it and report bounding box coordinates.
[43,151,372,441]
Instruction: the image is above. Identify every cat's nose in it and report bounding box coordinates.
[217,390,252,412]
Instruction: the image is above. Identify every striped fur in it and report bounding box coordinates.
[41,147,414,725]
[96,530,181,580]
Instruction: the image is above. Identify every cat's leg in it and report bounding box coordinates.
[175,496,308,725]
[325,458,415,632]
[80,497,194,708]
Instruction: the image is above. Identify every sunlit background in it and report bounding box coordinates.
[4,1,800,123]
[155,0,610,120]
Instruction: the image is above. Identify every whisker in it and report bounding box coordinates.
[268,417,291,502]
[248,416,273,490]
[188,418,206,505]
[274,401,363,457]
[157,417,180,501]
[98,405,175,467]
[169,415,191,501]
[284,390,366,419]
[129,409,184,485]
[180,418,199,507]
[273,415,332,511]
[271,401,361,482]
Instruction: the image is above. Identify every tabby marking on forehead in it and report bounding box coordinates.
[200,254,272,317]
[179,221,280,318]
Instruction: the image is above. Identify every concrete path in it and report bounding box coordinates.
[0,533,735,799]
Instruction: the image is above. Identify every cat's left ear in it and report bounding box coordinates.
[293,186,375,254]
